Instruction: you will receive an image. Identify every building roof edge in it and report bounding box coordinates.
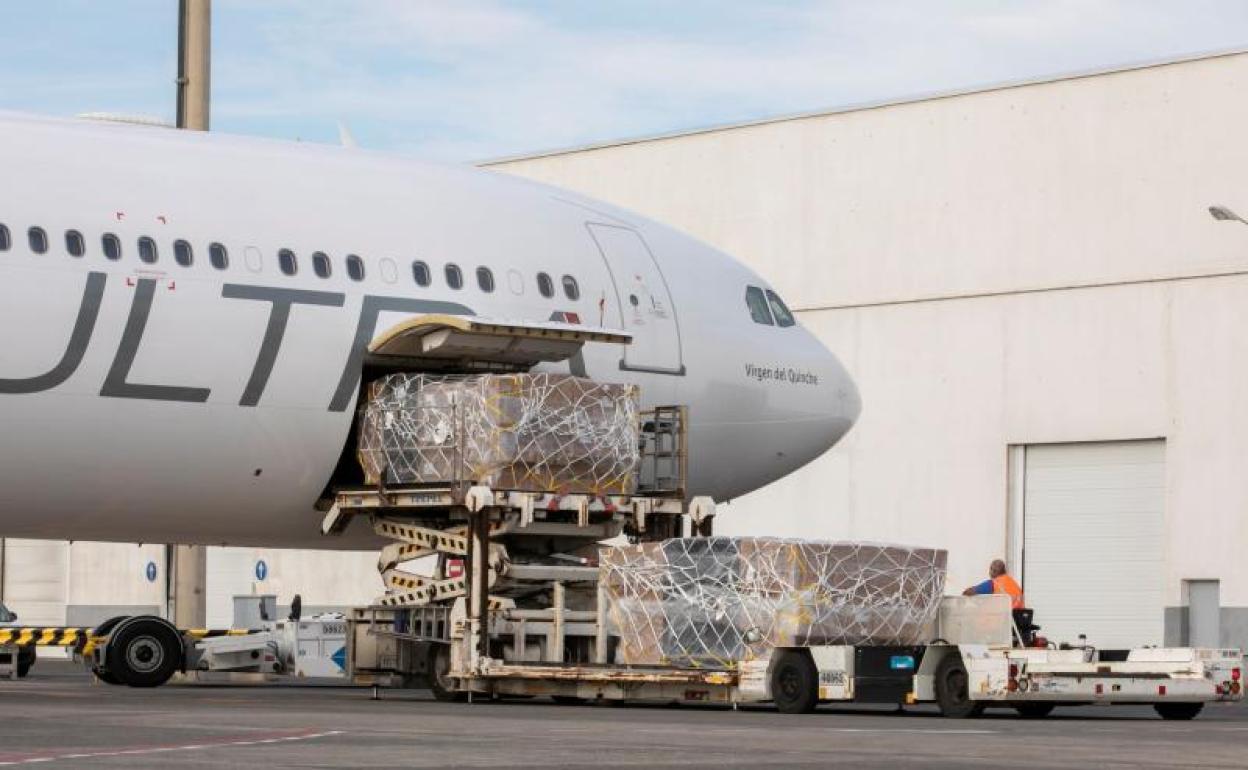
[479,44,1248,166]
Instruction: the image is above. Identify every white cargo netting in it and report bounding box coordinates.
[358,372,641,495]
[600,538,948,667]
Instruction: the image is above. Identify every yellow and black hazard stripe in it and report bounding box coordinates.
[183,629,255,640]
[1,627,257,658]
[0,627,90,648]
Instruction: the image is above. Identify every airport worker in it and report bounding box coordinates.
[962,559,1024,609]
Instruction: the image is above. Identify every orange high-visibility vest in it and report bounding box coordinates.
[993,574,1025,609]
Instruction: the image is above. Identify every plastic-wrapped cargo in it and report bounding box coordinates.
[357,372,641,495]
[600,537,947,667]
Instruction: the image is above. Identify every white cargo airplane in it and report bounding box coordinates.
[0,113,860,548]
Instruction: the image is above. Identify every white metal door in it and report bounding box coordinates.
[1187,580,1220,648]
[0,539,68,626]
[1021,440,1165,648]
[206,547,263,629]
[586,224,683,375]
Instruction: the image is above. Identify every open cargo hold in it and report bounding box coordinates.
[600,537,948,667]
[358,372,641,495]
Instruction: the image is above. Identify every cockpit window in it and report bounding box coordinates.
[745,286,774,325]
[765,290,795,327]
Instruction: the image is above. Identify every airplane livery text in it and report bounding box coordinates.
[0,272,474,410]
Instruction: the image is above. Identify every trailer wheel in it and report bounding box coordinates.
[934,654,984,718]
[1013,703,1055,719]
[1154,702,1203,721]
[770,649,818,714]
[427,645,466,702]
[106,617,182,688]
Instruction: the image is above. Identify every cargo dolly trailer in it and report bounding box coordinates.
[347,548,1242,719]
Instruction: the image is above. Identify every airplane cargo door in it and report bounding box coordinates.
[587,224,684,375]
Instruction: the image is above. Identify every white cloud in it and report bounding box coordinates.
[204,1,1248,161]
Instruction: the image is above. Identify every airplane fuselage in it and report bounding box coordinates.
[0,114,859,547]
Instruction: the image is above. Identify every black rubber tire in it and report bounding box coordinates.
[427,645,466,702]
[16,648,35,678]
[106,617,182,688]
[1154,702,1204,721]
[93,667,123,685]
[92,616,129,636]
[1014,703,1055,719]
[83,615,129,671]
[770,649,819,714]
[935,654,985,718]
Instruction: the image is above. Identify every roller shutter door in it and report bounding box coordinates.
[0,539,68,626]
[1022,440,1164,649]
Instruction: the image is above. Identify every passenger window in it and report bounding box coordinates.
[561,275,580,301]
[278,248,298,276]
[346,254,365,282]
[209,242,229,270]
[411,260,430,287]
[28,227,48,254]
[476,266,495,293]
[536,272,554,298]
[138,236,158,264]
[102,233,122,261]
[445,263,463,290]
[312,251,331,279]
[65,230,85,257]
[174,239,193,267]
[766,290,795,327]
[0,223,9,251]
[745,286,774,325]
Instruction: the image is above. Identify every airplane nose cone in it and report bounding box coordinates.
[687,317,862,502]
[806,331,860,457]
[833,358,862,436]
[738,325,862,490]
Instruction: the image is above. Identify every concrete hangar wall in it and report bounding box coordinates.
[485,50,1248,652]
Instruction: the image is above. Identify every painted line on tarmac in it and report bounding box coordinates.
[826,728,997,735]
[0,729,343,766]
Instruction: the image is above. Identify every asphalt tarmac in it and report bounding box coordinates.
[0,660,1243,768]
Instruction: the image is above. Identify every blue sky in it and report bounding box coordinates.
[1,1,1246,162]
